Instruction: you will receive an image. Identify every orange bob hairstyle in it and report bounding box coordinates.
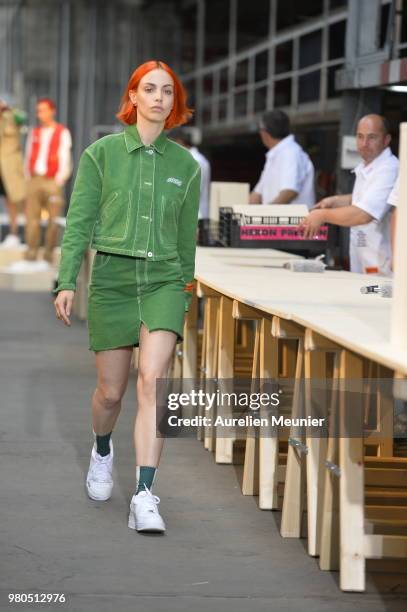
[116,60,193,129]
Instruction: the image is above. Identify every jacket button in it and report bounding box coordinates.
[147,251,153,257]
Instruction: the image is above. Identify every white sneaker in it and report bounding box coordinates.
[86,440,114,501]
[6,260,50,273]
[0,234,21,248]
[128,485,166,532]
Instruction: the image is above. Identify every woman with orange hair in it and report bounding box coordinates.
[53,61,201,533]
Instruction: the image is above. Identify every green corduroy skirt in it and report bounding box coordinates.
[87,251,186,352]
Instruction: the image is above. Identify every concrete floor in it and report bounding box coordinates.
[1,290,407,612]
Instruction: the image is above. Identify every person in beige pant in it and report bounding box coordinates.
[25,175,65,262]
[0,97,27,246]
[24,98,72,263]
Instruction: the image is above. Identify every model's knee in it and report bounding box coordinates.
[137,368,164,397]
[96,383,123,408]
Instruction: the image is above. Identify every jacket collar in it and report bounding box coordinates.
[124,124,167,155]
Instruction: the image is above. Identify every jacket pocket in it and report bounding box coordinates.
[159,196,178,247]
[94,190,132,241]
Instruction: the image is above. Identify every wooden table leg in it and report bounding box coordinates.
[319,351,340,571]
[304,349,327,556]
[280,336,305,536]
[216,295,235,463]
[259,317,279,509]
[203,296,219,451]
[242,319,260,495]
[339,349,365,592]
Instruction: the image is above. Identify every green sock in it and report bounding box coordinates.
[136,466,157,494]
[95,431,112,457]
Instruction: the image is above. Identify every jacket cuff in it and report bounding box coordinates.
[53,282,76,294]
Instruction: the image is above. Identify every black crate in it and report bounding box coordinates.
[219,206,330,257]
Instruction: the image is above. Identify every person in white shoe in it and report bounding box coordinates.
[0,95,27,248]
[24,98,72,263]
[54,61,202,535]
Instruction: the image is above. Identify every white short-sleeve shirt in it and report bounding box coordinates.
[253,134,315,207]
[189,146,211,220]
[350,147,399,276]
[388,174,399,207]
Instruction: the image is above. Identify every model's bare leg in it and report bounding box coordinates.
[135,324,177,466]
[92,347,133,435]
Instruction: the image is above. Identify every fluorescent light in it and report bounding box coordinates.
[386,85,407,93]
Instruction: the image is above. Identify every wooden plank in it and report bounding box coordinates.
[376,364,394,456]
[365,506,407,521]
[216,296,235,464]
[304,329,342,352]
[319,352,340,571]
[280,340,297,377]
[242,319,260,495]
[204,297,219,451]
[339,350,365,592]
[259,317,279,510]
[365,468,407,488]
[305,349,327,557]
[272,317,304,340]
[232,300,263,320]
[281,337,306,536]
[365,456,407,466]
[364,534,407,559]
[196,280,221,298]
[197,300,208,441]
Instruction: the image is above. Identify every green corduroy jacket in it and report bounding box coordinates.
[54,124,201,311]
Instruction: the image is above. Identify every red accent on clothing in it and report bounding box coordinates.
[365,267,379,274]
[28,124,65,178]
[183,282,194,292]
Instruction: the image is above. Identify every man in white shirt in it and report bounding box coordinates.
[300,114,398,276]
[24,98,72,263]
[249,110,315,207]
[169,128,211,243]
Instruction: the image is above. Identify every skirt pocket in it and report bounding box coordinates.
[93,252,112,271]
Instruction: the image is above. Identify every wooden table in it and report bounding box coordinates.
[185,246,407,592]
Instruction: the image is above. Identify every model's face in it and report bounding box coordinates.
[356,117,390,164]
[37,102,55,125]
[130,69,174,125]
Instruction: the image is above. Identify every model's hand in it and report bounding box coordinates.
[298,210,325,239]
[54,290,75,326]
[312,196,335,210]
